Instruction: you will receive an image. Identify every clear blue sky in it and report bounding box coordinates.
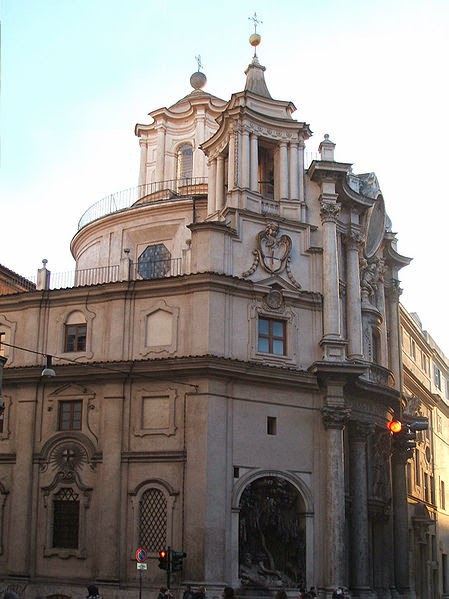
[1,0,449,355]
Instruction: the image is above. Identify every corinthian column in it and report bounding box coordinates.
[322,401,350,592]
[207,159,217,214]
[228,129,236,191]
[320,199,342,340]
[216,155,225,211]
[138,139,148,187]
[155,125,166,183]
[349,421,376,597]
[385,281,402,391]
[279,142,288,200]
[250,132,259,192]
[344,230,363,359]
[289,142,299,200]
[241,128,250,189]
[391,440,412,595]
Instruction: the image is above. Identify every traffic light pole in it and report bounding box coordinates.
[166,546,171,590]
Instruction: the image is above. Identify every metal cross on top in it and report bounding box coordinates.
[195,54,203,72]
[248,12,262,33]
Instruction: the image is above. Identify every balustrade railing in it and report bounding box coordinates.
[78,177,208,230]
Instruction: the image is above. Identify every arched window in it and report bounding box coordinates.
[177,143,193,181]
[139,488,167,551]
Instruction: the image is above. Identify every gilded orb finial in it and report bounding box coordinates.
[248,12,262,55]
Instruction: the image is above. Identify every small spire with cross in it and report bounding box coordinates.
[248,12,262,34]
[248,12,262,57]
[195,54,203,72]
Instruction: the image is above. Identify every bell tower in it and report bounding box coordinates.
[200,27,312,222]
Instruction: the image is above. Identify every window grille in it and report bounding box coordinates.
[139,489,167,551]
[53,488,80,549]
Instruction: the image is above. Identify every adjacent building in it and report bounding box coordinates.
[0,38,420,599]
[400,306,449,598]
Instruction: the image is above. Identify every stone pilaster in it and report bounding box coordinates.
[95,387,124,581]
[7,387,36,576]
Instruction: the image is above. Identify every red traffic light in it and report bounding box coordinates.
[387,420,402,434]
[159,550,166,558]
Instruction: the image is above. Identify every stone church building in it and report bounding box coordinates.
[0,36,413,599]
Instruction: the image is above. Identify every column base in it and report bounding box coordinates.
[320,336,347,361]
[351,587,377,599]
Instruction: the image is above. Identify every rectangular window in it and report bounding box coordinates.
[415,450,420,486]
[53,489,79,549]
[267,416,277,435]
[58,401,82,431]
[421,352,428,374]
[64,324,87,353]
[0,332,5,356]
[410,339,416,360]
[424,472,430,502]
[441,480,446,510]
[435,366,442,390]
[258,318,286,356]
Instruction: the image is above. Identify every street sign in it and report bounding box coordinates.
[136,547,149,562]
[137,563,148,570]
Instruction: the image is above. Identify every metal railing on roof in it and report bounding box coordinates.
[78,177,208,231]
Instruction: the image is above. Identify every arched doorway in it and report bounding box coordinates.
[238,476,307,590]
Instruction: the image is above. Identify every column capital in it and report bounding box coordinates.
[349,420,375,442]
[343,228,364,251]
[385,279,402,301]
[320,200,341,224]
[322,405,351,430]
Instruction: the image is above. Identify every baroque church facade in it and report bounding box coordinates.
[0,38,415,599]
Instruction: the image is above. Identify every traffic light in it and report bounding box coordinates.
[171,550,186,572]
[387,420,402,434]
[158,549,168,570]
[387,418,429,452]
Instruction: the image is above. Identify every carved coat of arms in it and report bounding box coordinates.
[257,223,292,274]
